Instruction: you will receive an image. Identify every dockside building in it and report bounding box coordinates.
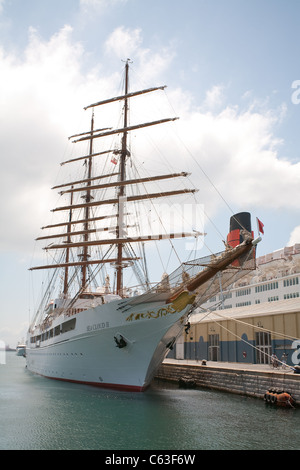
[171,244,300,367]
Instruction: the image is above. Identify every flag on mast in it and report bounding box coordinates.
[256,217,264,235]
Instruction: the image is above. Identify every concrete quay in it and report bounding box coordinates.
[156,359,300,405]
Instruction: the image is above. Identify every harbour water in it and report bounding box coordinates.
[1,352,299,451]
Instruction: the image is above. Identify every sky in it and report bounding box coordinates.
[1,0,300,347]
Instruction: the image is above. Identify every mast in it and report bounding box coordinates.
[81,110,95,289]
[116,60,130,296]
[63,187,74,295]
[30,63,203,290]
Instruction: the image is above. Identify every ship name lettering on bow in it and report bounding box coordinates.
[87,322,110,332]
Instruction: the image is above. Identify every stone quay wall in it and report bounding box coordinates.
[156,361,300,405]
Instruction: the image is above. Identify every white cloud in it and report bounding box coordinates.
[104,26,175,81]
[172,104,300,214]
[80,0,128,14]
[1,24,299,257]
[203,85,225,110]
[80,0,127,5]
[0,26,101,253]
[105,26,143,60]
[288,226,300,246]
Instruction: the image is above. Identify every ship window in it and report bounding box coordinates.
[284,277,299,287]
[61,318,76,333]
[284,292,300,299]
[236,288,251,297]
[236,301,251,307]
[80,294,94,299]
[54,325,61,336]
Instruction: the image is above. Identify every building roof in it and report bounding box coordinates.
[257,243,300,266]
[191,297,300,324]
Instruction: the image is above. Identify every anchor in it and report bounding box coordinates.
[114,334,127,349]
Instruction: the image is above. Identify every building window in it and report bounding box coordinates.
[284,277,299,287]
[284,292,300,299]
[236,288,251,297]
[220,292,232,300]
[255,331,271,364]
[255,281,278,293]
[236,301,251,307]
[208,334,220,361]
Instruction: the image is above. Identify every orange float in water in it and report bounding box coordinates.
[264,389,296,408]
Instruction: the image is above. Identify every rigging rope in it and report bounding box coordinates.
[163,89,250,236]
[209,317,296,371]
[192,303,299,370]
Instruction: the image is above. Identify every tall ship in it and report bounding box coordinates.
[26,61,259,391]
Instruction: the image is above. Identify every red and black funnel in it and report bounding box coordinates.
[227,212,254,266]
[227,212,252,248]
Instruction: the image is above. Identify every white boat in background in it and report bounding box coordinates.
[26,60,258,391]
[16,344,26,357]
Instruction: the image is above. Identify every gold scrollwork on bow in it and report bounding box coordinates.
[126,291,195,322]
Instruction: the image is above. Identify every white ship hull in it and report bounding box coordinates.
[26,292,193,391]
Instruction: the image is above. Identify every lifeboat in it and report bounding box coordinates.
[264,389,296,408]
